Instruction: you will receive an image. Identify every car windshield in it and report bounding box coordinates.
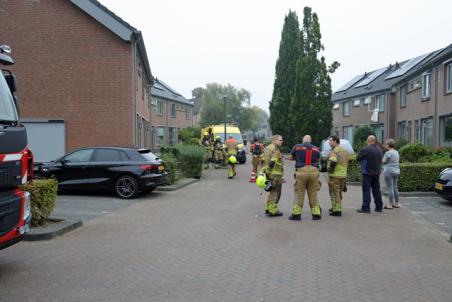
[0,73,18,123]
[215,133,243,143]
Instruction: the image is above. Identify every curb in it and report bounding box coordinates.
[156,178,199,192]
[23,217,83,241]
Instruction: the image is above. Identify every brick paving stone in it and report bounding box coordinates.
[1,157,452,301]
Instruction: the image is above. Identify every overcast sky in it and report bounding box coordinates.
[101,0,452,112]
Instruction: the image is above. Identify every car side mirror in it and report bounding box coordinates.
[60,159,68,165]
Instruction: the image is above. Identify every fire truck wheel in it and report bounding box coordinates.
[115,175,139,199]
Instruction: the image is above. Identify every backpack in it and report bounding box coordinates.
[252,144,262,156]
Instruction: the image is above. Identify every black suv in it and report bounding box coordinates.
[34,147,168,199]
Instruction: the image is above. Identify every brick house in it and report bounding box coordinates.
[150,78,193,149]
[1,0,153,161]
[332,44,451,147]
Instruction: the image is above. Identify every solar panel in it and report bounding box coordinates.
[354,67,387,87]
[335,74,365,92]
[385,53,430,80]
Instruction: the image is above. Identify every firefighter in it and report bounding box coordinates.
[201,132,213,169]
[261,134,284,217]
[249,137,264,182]
[327,135,349,216]
[225,135,239,178]
[288,135,322,220]
[213,136,225,168]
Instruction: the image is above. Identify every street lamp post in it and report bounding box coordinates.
[223,96,227,142]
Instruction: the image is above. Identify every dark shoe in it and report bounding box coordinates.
[268,212,283,217]
[356,209,370,214]
[375,208,382,213]
[312,215,321,220]
[289,214,301,221]
[330,211,342,217]
[329,208,333,213]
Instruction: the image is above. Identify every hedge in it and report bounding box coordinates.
[346,159,452,192]
[22,178,58,226]
[175,144,206,178]
[160,152,177,185]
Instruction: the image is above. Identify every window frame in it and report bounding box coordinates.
[171,103,176,118]
[400,85,407,108]
[446,63,452,94]
[157,99,163,115]
[422,72,431,100]
[342,100,350,117]
[157,126,165,145]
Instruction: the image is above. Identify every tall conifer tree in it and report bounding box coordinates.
[289,7,339,146]
[269,10,301,143]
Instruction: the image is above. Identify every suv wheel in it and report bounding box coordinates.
[115,175,139,199]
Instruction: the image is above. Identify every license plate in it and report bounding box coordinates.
[158,165,165,171]
[435,183,444,191]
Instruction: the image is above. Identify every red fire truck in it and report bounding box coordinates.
[0,44,33,250]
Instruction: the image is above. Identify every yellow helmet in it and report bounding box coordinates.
[256,174,267,189]
[228,155,237,164]
[215,136,221,140]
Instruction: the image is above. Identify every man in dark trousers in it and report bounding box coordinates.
[356,135,383,213]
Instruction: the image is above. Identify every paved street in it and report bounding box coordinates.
[1,157,452,302]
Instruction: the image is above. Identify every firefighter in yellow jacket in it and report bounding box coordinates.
[261,135,284,217]
[225,136,239,178]
[327,135,349,216]
[201,132,213,169]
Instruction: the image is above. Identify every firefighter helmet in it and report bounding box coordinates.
[256,174,267,189]
[228,155,237,164]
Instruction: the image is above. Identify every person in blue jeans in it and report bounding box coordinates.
[356,135,383,213]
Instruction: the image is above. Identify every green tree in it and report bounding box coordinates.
[353,125,374,151]
[289,7,339,146]
[196,83,257,131]
[269,10,301,143]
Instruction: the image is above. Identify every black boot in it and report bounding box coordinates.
[330,211,342,217]
[268,212,283,217]
[312,215,322,220]
[289,214,301,221]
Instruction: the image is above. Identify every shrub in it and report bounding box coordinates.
[178,127,202,144]
[160,153,177,185]
[175,144,206,178]
[22,178,58,226]
[347,158,362,182]
[160,145,179,157]
[399,143,429,162]
[394,138,409,150]
[399,163,452,191]
[353,126,374,151]
[280,145,291,154]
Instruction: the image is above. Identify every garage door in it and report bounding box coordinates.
[22,119,65,163]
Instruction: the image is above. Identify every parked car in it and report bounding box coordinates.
[33,147,168,199]
[434,168,452,201]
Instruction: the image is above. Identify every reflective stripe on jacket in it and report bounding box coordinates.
[328,145,348,178]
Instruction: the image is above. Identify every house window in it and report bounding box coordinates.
[171,103,176,118]
[407,121,412,142]
[376,94,385,112]
[415,120,421,142]
[398,121,407,140]
[157,127,165,145]
[421,117,433,147]
[333,103,339,110]
[353,99,361,107]
[400,85,407,108]
[343,126,354,145]
[371,124,384,143]
[169,127,177,145]
[157,99,163,115]
[186,107,192,120]
[446,63,452,93]
[440,115,452,146]
[363,97,371,105]
[342,101,350,116]
[422,73,431,99]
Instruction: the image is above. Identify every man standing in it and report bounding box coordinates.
[225,135,239,179]
[356,135,383,213]
[327,135,349,217]
[262,135,284,217]
[201,132,213,169]
[213,136,225,169]
[289,135,322,221]
[249,137,264,182]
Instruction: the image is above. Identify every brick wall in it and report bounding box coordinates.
[1,0,135,152]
